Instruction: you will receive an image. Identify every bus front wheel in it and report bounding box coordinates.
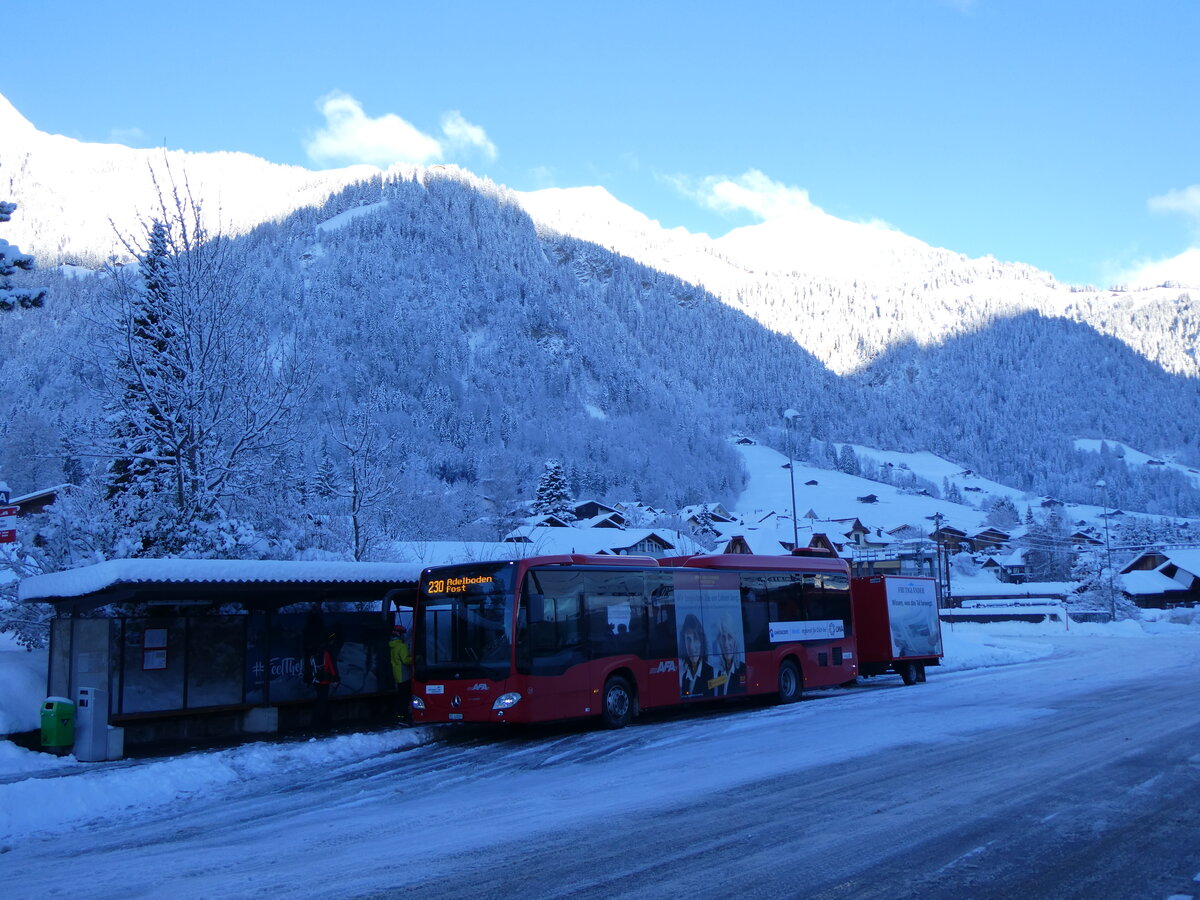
[778,659,802,704]
[898,661,920,686]
[601,676,634,729]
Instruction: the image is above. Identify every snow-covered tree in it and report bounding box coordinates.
[1024,508,1072,581]
[837,444,861,476]
[986,495,1020,528]
[943,478,963,505]
[312,439,341,500]
[0,180,45,311]
[326,398,399,561]
[532,459,575,520]
[95,178,310,557]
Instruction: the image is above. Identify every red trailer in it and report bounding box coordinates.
[850,575,943,685]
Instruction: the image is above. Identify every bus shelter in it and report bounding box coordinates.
[19,559,419,750]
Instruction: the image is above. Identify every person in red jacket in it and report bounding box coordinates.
[308,631,340,730]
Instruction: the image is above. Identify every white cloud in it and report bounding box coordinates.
[1149,185,1200,228]
[440,110,497,160]
[1111,247,1200,289]
[305,92,497,168]
[1114,185,1200,288]
[674,169,822,221]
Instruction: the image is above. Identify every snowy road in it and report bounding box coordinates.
[3,629,1200,899]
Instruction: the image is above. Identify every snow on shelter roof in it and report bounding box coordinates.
[19,558,423,603]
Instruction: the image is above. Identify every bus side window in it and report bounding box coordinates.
[646,574,676,658]
[740,576,770,652]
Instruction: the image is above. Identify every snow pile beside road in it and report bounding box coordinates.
[0,728,430,844]
[0,633,46,735]
[939,624,1055,670]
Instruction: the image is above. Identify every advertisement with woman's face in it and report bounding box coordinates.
[674,571,746,699]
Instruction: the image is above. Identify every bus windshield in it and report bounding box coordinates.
[417,562,516,681]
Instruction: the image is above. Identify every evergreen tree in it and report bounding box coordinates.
[942,478,963,505]
[313,439,341,499]
[0,173,46,312]
[532,459,575,519]
[837,444,861,476]
[986,496,1020,528]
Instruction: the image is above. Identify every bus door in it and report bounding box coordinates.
[642,572,680,707]
[520,572,590,718]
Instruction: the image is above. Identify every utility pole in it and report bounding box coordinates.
[931,511,946,608]
[1097,479,1117,620]
[783,409,800,551]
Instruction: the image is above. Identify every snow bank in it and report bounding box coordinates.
[0,634,46,735]
[0,728,430,843]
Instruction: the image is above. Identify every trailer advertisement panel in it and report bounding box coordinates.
[885,578,942,658]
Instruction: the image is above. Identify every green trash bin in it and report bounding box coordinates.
[41,697,75,751]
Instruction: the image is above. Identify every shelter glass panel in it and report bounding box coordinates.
[121,617,186,714]
[70,618,112,709]
[186,617,246,708]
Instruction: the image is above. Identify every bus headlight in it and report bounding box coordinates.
[492,692,522,710]
[412,696,426,710]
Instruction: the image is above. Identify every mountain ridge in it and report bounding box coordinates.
[3,94,1200,546]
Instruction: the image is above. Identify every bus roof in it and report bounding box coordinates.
[420,553,851,577]
[673,553,850,574]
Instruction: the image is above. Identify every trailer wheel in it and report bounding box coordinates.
[777,659,803,704]
[898,661,919,686]
[600,676,633,729]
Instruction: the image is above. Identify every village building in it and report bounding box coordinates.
[1118,549,1200,608]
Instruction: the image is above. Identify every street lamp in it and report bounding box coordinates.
[1096,479,1116,620]
[783,409,800,551]
[930,511,952,608]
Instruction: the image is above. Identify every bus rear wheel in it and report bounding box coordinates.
[601,676,634,729]
[778,659,802,704]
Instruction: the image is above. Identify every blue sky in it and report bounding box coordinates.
[5,0,1199,286]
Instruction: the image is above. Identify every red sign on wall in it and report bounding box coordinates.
[0,506,15,544]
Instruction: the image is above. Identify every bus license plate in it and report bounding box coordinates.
[449,713,464,720]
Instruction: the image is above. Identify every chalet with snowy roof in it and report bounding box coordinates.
[968,528,1011,552]
[9,484,68,516]
[524,513,574,528]
[930,523,970,551]
[679,503,735,526]
[829,517,871,548]
[502,525,693,558]
[1118,549,1200,609]
[981,549,1029,584]
[1070,531,1104,547]
[572,500,627,526]
[574,512,628,529]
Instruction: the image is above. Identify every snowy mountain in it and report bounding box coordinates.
[3,91,1200,558]
[516,184,1200,378]
[0,93,393,267]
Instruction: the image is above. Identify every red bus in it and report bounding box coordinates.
[412,552,858,728]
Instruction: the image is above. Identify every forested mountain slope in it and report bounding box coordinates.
[4,172,1200,539]
[518,186,1200,380]
[4,91,1200,552]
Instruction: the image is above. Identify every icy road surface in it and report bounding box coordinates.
[3,629,1199,899]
